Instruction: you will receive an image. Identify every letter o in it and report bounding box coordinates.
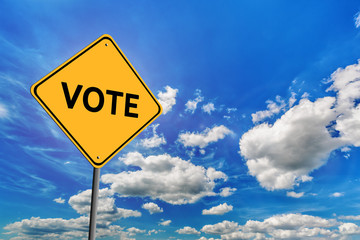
[83,87,104,112]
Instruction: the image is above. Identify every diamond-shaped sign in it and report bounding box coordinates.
[31,34,162,168]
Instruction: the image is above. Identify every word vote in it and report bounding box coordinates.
[61,82,139,118]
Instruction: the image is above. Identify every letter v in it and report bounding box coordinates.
[61,82,83,109]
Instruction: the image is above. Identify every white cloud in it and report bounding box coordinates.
[198,237,221,240]
[3,186,143,239]
[127,227,146,236]
[289,92,297,107]
[3,216,90,239]
[339,222,360,235]
[185,89,204,114]
[68,188,141,223]
[176,226,200,235]
[159,219,171,226]
[101,152,227,205]
[201,220,239,235]
[240,97,344,190]
[200,213,360,239]
[224,108,238,119]
[251,95,286,123]
[326,60,360,147]
[286,191,304,198]
[241,60,360,191]
[140,124,166,148]
[338,215,360,220]
[226,107,237,114]
[53,197,65,204]
[202,203,233,215]
[221,231,263,240]
[269,227,334,239]
[3,209,131,239]
[202,102,215,114]
[179,125,232,149]
[142,202,163,214]
[219,187,236,197]
[221,213,339,239]
[69,188,111,215]
[247,213,337,230]
[157,85,178,114]
[147,229,160,235]
[301,92,310,99]
[330,192,344,197]
[355,12,360,28]
[207,167,228,181]
[341,146,351,152]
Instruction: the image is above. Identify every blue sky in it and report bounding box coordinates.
[3,1,360,239]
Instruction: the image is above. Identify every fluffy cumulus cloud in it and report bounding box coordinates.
[3,219,128,240]
[219,187,237,197]
[176,226,201,235]
[241,60,360,191]
[240,97,343,190]
[202,203,233,215]
[198,237,221,240]
[14,212,359,240]
[339,223,360,235]
[3,216,91,240]
[326,61,360,147]
[127,227,146,236]
[157,85,178,114]
[201,220,240,235]
[4,188,140,239]
[242,213,337,232]
[286,191,304,198]
[142,202,163,214]
[207,167,228,181]
[185,89,204,113]
[202,102,216,114]
[221,231,263,240]
[68,188,141,223]
[101,152,227,205]
[140,124,166,148]
[179,125,233,149]
[159,219,172,226]
[205,213,344,239]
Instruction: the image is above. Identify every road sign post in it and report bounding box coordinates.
[31,34,162,239]
[89,167,100,240]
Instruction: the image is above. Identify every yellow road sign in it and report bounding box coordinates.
[31,34,162,168]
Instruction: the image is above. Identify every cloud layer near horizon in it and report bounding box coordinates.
[101,152,227,204]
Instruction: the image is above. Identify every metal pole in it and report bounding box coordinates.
[88,167,100,240]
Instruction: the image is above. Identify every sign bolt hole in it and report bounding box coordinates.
[105,43,108,46]
[97,156,100,159]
